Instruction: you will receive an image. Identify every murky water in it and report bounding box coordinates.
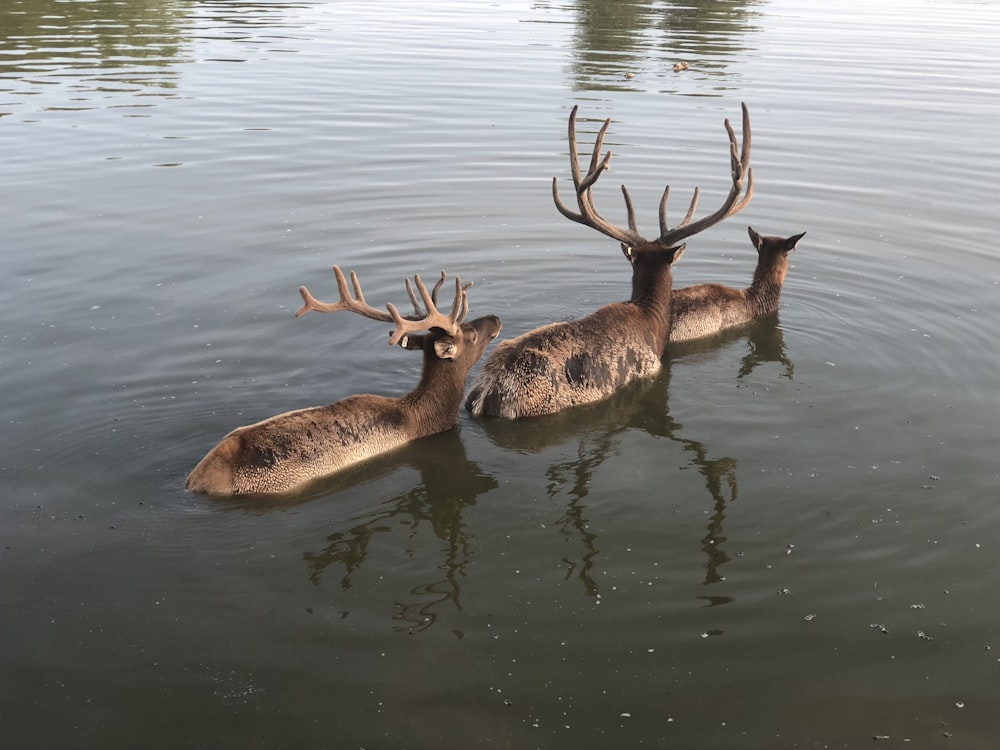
[2,0,999,747]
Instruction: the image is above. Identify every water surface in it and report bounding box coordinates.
[2,0,999,747]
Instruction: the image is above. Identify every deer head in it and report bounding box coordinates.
[296,266,501,396]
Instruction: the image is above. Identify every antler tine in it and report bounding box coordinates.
[621,184,639,235]
[659,185,701,237]
[404,275,424,316]
[552,106,645,248]
[657,102,754,247]
[385,272,469,346]
[295,265,394,322]
[430,271,447,305]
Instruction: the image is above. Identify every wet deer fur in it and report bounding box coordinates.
[187,267,502,495]
[670,225,806,343]
[466,103,753,419]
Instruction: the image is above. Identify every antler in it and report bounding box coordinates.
[387,272,470,346]
[295,266,392,322]
[551,105,644,248]
[295,266,470,347]
[657,101,753,246]
[551,103,753,249]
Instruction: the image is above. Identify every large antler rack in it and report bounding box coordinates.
[296,266,470,346]
[551,102,753,249]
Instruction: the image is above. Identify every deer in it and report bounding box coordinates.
[186,267,502,495]
[669,225,806,344]
[465,103,753,419]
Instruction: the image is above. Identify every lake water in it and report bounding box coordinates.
[2,0,999,747]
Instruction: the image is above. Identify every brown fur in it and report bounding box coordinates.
[188,315,502,495]
[465,244,682,418]
[669,226,805,343]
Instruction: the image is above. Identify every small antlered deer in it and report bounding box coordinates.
[466,103,752,419]
[669,225,806,343]
[187,267,502,495]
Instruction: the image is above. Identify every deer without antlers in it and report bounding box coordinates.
[187,266,502,495]
[466,103,753,419]
[669,225,806,344]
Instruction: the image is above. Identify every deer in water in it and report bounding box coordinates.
[669,225,806,343]
[465,103,753,419]
[187,267,502,495]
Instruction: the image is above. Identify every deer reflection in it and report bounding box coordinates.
[544,435,612,597]
[297,429,497,634]
[478,317,794,602]
[735,313,794,381]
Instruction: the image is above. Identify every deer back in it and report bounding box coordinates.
[465,243,681,419]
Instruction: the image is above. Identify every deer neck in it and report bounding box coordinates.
[628,256,675,348]
[400,355,465,435]
[746,255,789,315]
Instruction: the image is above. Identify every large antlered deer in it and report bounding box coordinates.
[187,268,502,495]
[466,103,753,419]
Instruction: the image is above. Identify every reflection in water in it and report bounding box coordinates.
[0,0,316,116]
[0,0,190,111]
[223,321,792,633]
[481,318,795,603]
[735,314,794,381]
[556,0,762,92]
[545,435,611,596]
[298,430,498,635]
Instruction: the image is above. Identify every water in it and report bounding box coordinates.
[2,0,999,746]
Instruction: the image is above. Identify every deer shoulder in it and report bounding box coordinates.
[187,268,501,495]
[467,103,753,419]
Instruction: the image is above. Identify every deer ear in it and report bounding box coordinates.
[620,243,635,265]
[433,337,458,359]
[748,225,763,249]
[397,333,426,350]
[786,231,806,252]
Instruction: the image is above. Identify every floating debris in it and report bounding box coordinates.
[673,62,689,72]
[871,623,889,635]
